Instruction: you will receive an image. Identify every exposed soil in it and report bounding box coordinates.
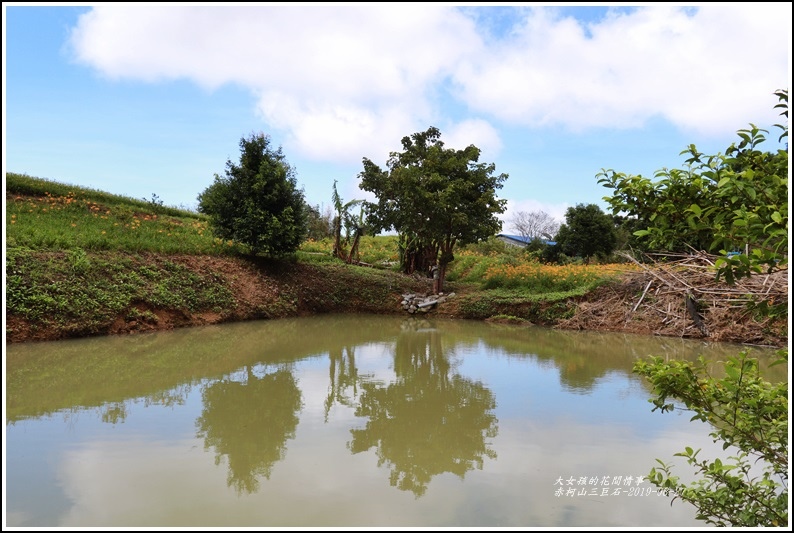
[5,253,788,348]
[5,254,433,344]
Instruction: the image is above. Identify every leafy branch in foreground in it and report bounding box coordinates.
[633,351,788,526]
[598,88,788,285]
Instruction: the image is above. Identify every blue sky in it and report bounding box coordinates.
[3,3,791,230]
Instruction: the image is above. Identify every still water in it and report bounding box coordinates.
[5,314,785,528]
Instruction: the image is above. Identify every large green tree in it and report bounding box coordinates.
[197,133,308,256]
[598,89,788,283]
[359,127,508,293]
[554,203,617,263]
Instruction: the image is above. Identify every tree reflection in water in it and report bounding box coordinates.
[324,345,360,422]
[347,321,498,497]
[196,365,303,495]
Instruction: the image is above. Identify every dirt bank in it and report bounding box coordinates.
[5,252,788,348]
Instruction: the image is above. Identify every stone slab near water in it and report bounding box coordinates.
[401,292,456,314]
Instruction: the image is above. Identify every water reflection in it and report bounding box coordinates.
[6,316,784,425]
[5,314,786,527]
[196,365,303,494]
[324,346,360,422]
[348,321,498,497]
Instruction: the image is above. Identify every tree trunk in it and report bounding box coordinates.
[346,229,362,264]
[433,264,443,294]
[436,246,454,294]
[401,240,436,275]
[332,216,346,260]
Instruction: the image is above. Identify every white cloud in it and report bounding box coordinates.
[67,4,791,168]
[255,90,420,164]
[455,5,791,136]
[442,118,503,159]
[68,4,484,165]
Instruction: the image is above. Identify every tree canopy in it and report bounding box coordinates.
[358,127,508,292]
[197,133,308,256]
[598,89,788,283]
[554,203,617,263]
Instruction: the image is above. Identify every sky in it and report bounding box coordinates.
[3,3,791,232]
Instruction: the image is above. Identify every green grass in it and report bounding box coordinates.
[6,172,245,255]
[7,172,199,217]
[6,246,236,336]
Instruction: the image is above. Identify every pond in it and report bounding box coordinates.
[4,314,785,527]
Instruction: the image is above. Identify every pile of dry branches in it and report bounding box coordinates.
[556,251,788,348]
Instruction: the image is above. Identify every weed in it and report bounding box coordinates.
[67,248,90,273]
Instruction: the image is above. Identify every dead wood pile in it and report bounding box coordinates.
[555,251,788,348]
